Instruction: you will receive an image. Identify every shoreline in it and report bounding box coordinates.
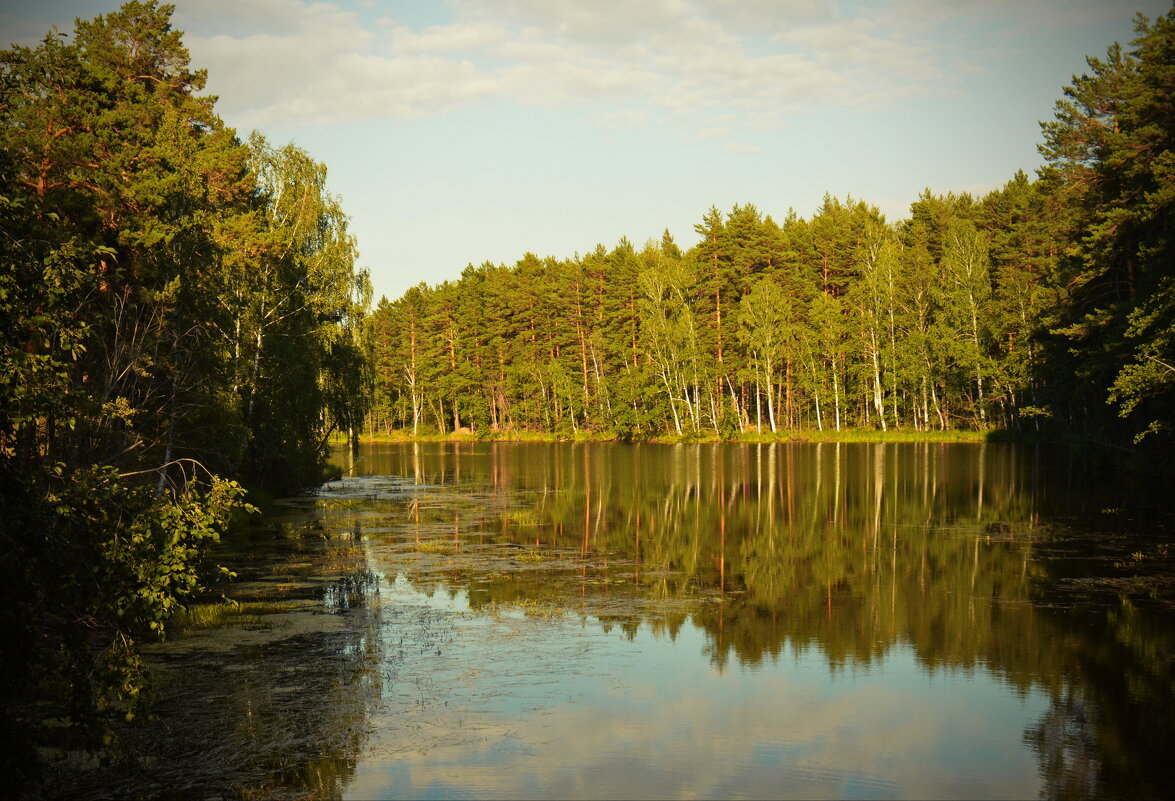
[334,428,1033,446]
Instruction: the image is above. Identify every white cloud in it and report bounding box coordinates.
[499,59,655,105]
[388,22,508,55]
[450,0,698,44]
[723,142,763,153]
[176,0,341,38]
[9,0,1163,135]
[874,0,1159,33]
[593,108,651,130]
[162,0,1142,134]
[180,1,502,127]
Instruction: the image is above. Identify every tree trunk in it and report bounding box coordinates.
[765,358,777,434]
[831,357,842,431]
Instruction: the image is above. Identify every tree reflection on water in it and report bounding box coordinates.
[355,441,1175,801]
[40,525,384,800]
[48,442,1174,800]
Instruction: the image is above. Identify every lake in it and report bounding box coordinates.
[60,442,1175,799]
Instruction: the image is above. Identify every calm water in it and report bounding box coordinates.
[68,442,1175,799]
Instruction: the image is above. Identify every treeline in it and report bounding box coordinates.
[371,7,1174,455]
[373,188,1055,438]
[0,0,369,779]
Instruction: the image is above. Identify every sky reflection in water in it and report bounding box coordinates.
[347,575,1045,800]
[313,441,1169,800]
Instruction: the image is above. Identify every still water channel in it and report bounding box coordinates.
[71,442,1175,799]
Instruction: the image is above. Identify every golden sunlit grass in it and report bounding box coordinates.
[172,600,300,631]
[482,599,565,619]
[354,427,997,445]
[502,509,542,527]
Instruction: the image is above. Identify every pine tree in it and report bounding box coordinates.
[1039,7,1175,453]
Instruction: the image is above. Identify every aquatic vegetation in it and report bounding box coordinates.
[171,600,301,632]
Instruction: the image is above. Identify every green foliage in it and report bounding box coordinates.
[1,457,249,774]
[367,7,1172,456]
[370,189,1060,439]
[1037,7,1175,453]
[0,2,369,785]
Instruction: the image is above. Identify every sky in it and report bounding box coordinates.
[2,0,1169,302]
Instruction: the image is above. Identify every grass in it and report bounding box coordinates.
[735,428,990,443]
[348,429,577,444]
[350,426,999,445]
[171,599,301,631]
[502,509,542,527]
[481,598,565,619]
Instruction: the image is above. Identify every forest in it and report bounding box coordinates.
[368,10,1174,458]
[1,0,1172,791]
[0,0,370,782]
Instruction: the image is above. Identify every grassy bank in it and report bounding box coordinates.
[171,600,302,632]
[339,427,1005,445]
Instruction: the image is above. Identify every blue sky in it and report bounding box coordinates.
[3,0,1168,301]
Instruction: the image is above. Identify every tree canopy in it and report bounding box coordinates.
[0,1,370,781]
[368,6,1175,461]
[3,0,1174,790]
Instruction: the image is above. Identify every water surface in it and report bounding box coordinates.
[65,442,1175,799]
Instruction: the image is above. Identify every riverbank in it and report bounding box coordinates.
[339,427,1009,445]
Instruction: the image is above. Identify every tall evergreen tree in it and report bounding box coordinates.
[0,5,372,780]
[1039,6,1175,453]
